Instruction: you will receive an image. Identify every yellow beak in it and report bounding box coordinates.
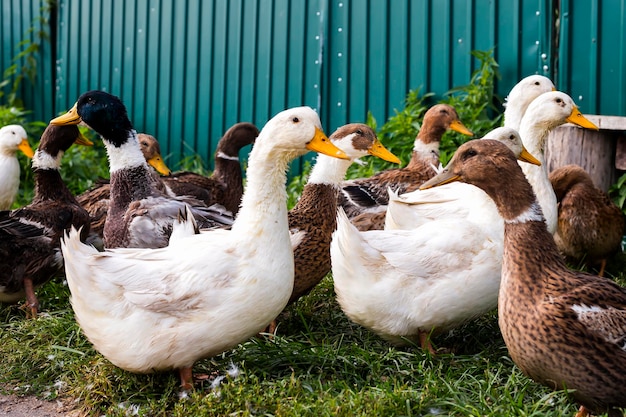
[449,120,474,136]
[566,108,599,130]
[50,103,81,125]
[147,155,172,176]
[367,139,401,164]
[306,127,350,160]
[518,146,541,166]
[17,138,35,158]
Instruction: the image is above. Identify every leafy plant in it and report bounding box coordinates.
[0,0,54,107]
[343,49,503,182]
[345,89,434,181]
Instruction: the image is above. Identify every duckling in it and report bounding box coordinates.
[0,124,92,317]
[339,104,473,220]
[51,91,233,249]
[420,139,626,417]
[0,124,34,209]
[162,122,259,215]
[59,106,348,390]
[286,123,399,307]
[549,164,625,276]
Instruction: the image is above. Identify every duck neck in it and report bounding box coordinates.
[32,168,75,204]
[31,149,75,203]
[408,139,440,169]
[503,101,526,132]
[307,154,353,185]
[213,153,244,213]
[501,207,569,301]
[231,142,296,235]
[105,130,156,209]
[517,120,557,233]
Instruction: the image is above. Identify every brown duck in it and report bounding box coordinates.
[421,139,626,417]
[287,123,399,306]
[162,122,258,215]
[339,104,472,229]
[549,164,624,276]
[0,124,92,317]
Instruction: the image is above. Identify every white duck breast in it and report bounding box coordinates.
[0,125,33,210]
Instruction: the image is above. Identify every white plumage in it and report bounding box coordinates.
[0,124,33,209]
[61,106,348,388]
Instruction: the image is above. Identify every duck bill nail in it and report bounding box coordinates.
[420,170,461,190]
[50,103,81,125]
[18,139,35,158]
[148,156,172,176]
[566,109,599,130]
[518,148,541,166]
[449,120,474,136]
[75,131,94,146]
[368,141,401,164]
[306,127,350,160]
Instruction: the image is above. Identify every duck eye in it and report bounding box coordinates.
[534,81,540,85]
[462,149,478,160]
[292,117,300,123]
[356,129,363,135]
[555,98,563,104]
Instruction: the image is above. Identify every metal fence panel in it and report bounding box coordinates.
[2,0,624,173]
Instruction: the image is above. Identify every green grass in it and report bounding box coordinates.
[2,267,625,416]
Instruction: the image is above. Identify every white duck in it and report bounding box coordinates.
[60,106,348,390]
[331,128,540,352]
[0,124,34,209]
[502,74,555,131]
[385,127,539,231]
[516,91,598,233]
[384,75,554,232]
[331,94,598,352]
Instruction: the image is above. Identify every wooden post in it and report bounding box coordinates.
[545,115,626,192]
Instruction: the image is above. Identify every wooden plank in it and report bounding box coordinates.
[563,114,626,130]
[545,125,617,191]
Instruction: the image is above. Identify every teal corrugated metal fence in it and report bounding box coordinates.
[0,0,53,121]
[1,0,625,173]
[558,0,626,116]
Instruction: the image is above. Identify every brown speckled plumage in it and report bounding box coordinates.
[288,183,338,304]
[286,123,399,306]
[162,122,258,215]
[0,124,91,316]
[549,164,625,276]
[425,139,626,417]
[339,104,472,226]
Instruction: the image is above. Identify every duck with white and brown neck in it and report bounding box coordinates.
[51,90,233,249]
[421,139,626,417]
[338,103,473,222]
